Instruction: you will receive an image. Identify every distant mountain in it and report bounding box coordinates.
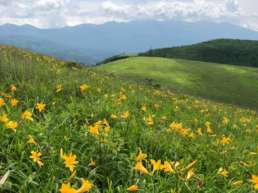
[0,35,112,64]
[1,21,258,64]
[141,39,258,67]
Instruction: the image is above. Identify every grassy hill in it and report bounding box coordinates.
[0,46,258,193]
[141,39,258,67]
[97,56,258,109]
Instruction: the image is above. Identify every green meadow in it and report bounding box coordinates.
[0,46,258,193]
[97,56,258,109]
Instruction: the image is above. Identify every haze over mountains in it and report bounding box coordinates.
[1,20,258,64]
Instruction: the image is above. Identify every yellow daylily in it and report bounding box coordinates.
[30,151,43,167]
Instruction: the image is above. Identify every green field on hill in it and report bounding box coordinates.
[0,46,258,193]
[97,56,258,109]
[141,39,258,68]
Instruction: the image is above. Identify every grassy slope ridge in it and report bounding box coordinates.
[141,39,258,67]
[0,46,258,193]
[97,56,258,109]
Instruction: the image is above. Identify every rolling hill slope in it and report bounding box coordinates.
[1,46,258,192]
[141,39,258,67]
[97,56,258,109]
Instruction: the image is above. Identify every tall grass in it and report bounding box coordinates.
[0,46,258,193]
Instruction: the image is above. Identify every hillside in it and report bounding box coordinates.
[141,39,258,67]
[0,46,258,193]
[2,21,258,64]
[97,56,258,109]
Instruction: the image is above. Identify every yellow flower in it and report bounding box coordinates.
[5,121,18,132]
[117,93,127,102]
[104,126,110,134]
[135,149,147,162]
[150,159,162,172]
[251,175,258,190]
[121,111,130,119]
[10,84,17,93]
[135,162,149,175]
[186,168,195,180]
[30,151,43,167]
[141,105,147,112]
[144,115,154,126]
[89,125,100,136]
[217,167,229,177]
[170,122,183,130]
[0,114,9,123]
[0,98,5,107]
[59,179,93,193]
[88,159,96,167]
[127,185,139,192]
[77,179,93,193]
[36,102,46,112]
[196,128,203,136]
[27,135,37,145]
[205,121,213,134]
[162,161,175,173]
[219,135,231,145]
[62,152,79,172]
[56,84,64,93]
[111,114,118,119]
[10,98,18,107]
[80,84,90,93]
[222,117,229,125]
[21,111,33,121]
[59,183,77,193]
[169,122,192,137]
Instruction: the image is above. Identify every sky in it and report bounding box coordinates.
[0,0,258,30]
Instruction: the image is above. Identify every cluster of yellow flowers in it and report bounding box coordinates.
[0,98,45,133]
[59,179,93,193]
[88,119,111,136]
[111,111,130,120]
[128,149,200,192]
[117,90,127,103]
[168,122,194,138]
[59,149,94,192]
[143,114,154,126]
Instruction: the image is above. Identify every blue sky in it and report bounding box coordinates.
[0,0,258,30]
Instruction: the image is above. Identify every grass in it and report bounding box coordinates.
[97,56,258,109]
[0,45,258,193]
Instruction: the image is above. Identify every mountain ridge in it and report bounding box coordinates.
[1,21,258,64]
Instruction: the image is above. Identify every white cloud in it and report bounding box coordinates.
[0,0,257,31]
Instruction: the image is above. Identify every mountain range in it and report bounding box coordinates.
[1,21,258,64]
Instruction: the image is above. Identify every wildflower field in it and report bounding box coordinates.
[0,45,258,193]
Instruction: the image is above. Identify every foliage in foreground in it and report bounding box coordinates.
[0,46,258,193]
